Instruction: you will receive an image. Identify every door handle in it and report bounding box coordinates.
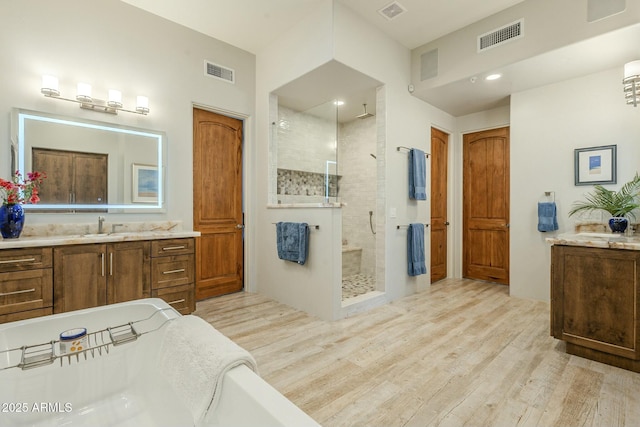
[236,224,245,229]
[503,223,510,228]
[444,222,450,226]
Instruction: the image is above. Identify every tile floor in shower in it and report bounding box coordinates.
[342,273,376,300]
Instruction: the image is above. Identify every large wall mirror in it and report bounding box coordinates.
[12,109,166,212]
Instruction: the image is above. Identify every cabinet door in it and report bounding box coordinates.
[54,245,107,313]
[552,245,640,359]
[107,241,150,304]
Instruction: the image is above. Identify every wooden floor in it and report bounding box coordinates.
[193,278,640,427]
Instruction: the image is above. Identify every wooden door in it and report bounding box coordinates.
[193,108,244,299]
[74,152,108,204]
[32,148,73,204]
[107,241,150,304]
[32,148,108,205]
[463,127,510,285]
[430,127,448,283]
[53,244,106,313]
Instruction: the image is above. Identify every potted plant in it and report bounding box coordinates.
[0,170,46,239]
[569,173,640,233]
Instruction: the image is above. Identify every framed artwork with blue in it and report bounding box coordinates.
[574,145,616,186]
[132,163,159,203]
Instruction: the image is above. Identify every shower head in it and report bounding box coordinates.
[357,104,374,119]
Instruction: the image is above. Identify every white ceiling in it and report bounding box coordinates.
[121,0,526,54]
[120,0,639,117]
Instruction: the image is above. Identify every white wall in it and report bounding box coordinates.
[333,2,456,303]
[0,0,255,229]
[254,1,339,319]
[510,67,640,301]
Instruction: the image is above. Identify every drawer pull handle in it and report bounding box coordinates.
[162,246,186,251]
[168,298,186,305]
[0,288,36,297]
[163,268,186,275]
[0,257,37,265]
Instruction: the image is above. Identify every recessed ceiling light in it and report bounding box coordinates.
[485,73,502,81]
[334,100,344,106]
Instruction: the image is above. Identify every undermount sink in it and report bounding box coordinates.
[82,233,110,238]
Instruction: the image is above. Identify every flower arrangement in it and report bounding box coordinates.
[0,171,47,205]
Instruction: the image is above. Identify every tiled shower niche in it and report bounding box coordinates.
[277,168,340,201]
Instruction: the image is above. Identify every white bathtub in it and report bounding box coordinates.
[0,299,319,427]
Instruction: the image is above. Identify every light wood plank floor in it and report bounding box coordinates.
[193,278,640,427]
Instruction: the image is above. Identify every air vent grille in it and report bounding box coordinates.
[378,1,407,20]
[478,19,523,52]
[204,60,235,84]
[420,49,438,81]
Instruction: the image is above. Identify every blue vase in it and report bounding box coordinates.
[0,204,25,239]
[608,217,628,233]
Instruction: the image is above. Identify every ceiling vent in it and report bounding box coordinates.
[420,49,438,81]
[204,60,235,84]
[477,19,524,52]
[378,1,407,21]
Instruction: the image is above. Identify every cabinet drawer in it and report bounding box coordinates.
[151,255,194,289]
[151,238,194,257]
[0,269,53,315]
[0,307,53,324]
[152,284,195,315]
[0,248,52,272]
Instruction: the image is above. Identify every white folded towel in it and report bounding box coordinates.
[158,315,258,425]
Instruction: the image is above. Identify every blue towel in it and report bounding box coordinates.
[276,222,309,265]
[537,202,558,232]
[407,223,427,276]
[409,148,427,200]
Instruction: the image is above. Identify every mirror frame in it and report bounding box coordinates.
[12,109,167,213]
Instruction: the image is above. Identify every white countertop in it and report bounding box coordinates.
[0,230,200,250]
[546,232,640,250]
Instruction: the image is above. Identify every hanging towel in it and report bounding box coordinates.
[407,223,427,276]
[409,148,427,200]
[537,202,559,232]
[276,222,310,265]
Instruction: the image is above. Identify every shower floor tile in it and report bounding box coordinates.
[342,273,375,300]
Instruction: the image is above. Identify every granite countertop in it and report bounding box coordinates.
[546,232,640,250]
[0,230,200,250]
[0,221,200,249]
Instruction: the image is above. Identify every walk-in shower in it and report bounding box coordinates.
[339,103,377,302]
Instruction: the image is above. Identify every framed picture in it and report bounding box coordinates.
[574,145,617,186]
[132,163,159,203]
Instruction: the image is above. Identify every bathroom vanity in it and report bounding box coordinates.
[0,230,197,324]
[548,233,640,372]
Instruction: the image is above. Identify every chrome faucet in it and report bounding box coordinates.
[111,223,124,234]
[98,216,106,234]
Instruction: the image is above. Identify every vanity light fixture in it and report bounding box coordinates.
[623,60,640,107]
[40,75,150,115]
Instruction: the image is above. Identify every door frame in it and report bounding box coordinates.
[192,103,254,293]
[461,126,510,284]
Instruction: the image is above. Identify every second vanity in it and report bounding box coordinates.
[0,223,199,324]
[547,232,640,372]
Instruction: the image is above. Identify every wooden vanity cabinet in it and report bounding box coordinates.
[551,245,640,372]
[150,238,195,315]
[53,241,150,313]
[0,247,53,322]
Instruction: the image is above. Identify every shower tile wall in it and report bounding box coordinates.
[273,105,338,204]
[338,116,377,277]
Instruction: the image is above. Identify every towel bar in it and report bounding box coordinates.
[272,223,319,230]
[397,146,430,157]
[397,224,429,229]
